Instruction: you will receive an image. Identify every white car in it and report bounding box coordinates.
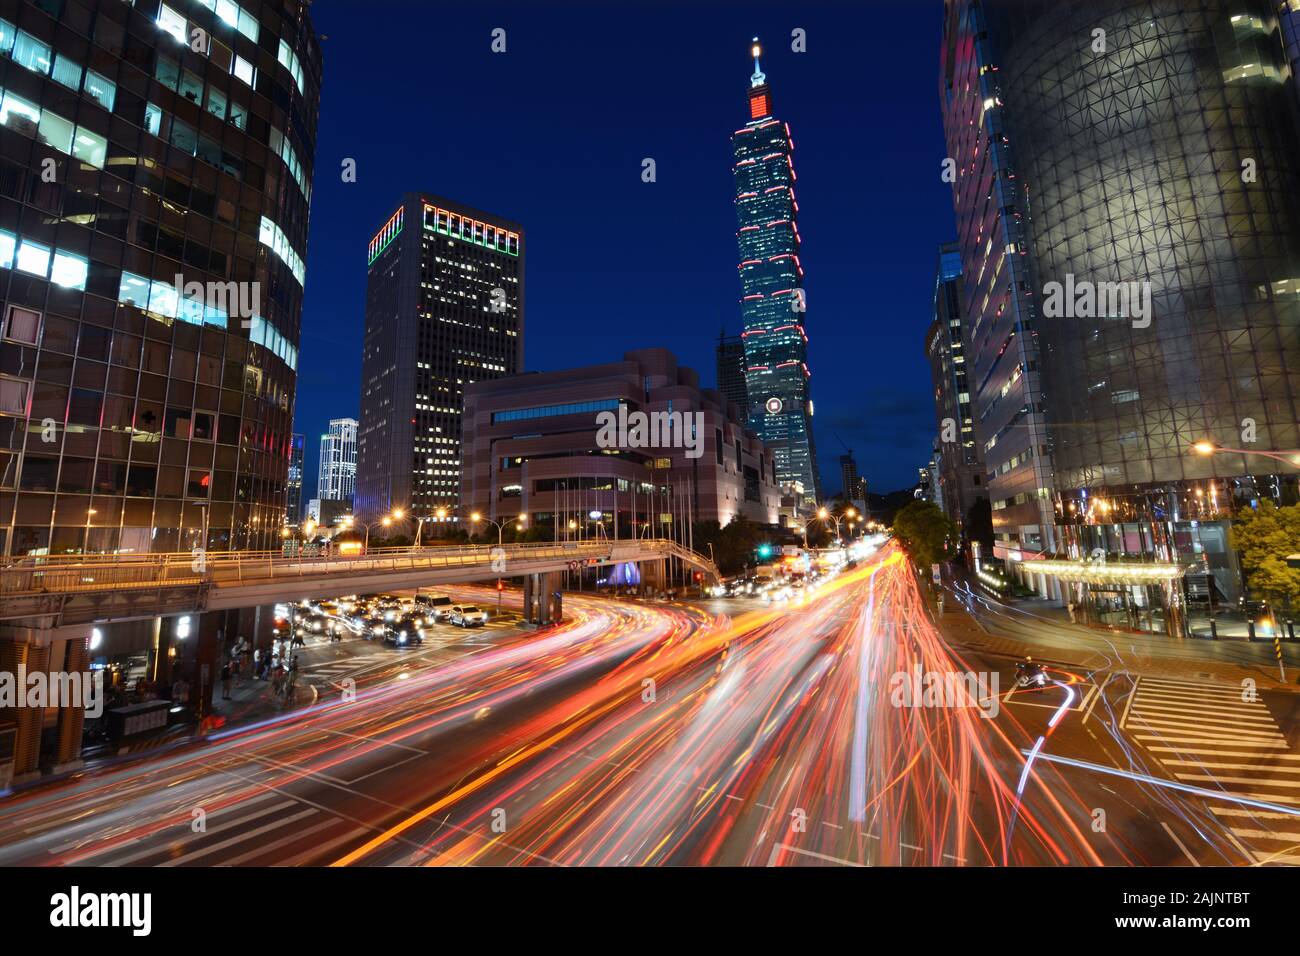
[450,605,488,627]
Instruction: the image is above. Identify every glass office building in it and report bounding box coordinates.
[732,39,820,506]
[945,0,1300,615]
[925,241,986,537]
[356,193,523,523]
[0,0,321,557]
[940,1,1057,575]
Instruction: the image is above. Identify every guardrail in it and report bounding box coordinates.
[0,537,719,599]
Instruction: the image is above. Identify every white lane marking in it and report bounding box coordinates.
[766,842,864,867]
[158,808,320,867]
[100,800,299,866]
[1160,821,1200,866]
[219,817,340,867]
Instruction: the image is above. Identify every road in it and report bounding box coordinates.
[0,544,1297,866]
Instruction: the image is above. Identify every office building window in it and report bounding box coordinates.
[3,305,39,344]
[72,127,106,168]
[52,54,81,90]
[12,32,50,75]
[0,377,28,416]
[37,111,73,153]
[50,251,87,290]
[84,71,115,111]
[15,239,49,277]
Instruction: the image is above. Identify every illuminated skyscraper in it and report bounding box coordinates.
[732,38,820,506]
[286,433,304,522]
[356,193,523,521]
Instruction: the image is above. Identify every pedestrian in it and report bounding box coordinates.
[1067,601,1077,624]
[220,661,232,700]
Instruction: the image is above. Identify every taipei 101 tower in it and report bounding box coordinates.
[732,37,821,506]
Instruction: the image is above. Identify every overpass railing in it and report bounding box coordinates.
[0,538,718,598]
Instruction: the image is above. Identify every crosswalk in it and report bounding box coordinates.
[300,651,393,684]
[87,791,368,867]
[1123,675,1300,865]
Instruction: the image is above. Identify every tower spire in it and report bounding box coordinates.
[749,36,766,88]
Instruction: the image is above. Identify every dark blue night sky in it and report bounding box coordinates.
[298,0,949,502]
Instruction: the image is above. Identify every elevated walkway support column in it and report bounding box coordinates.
[54,635,88,770]
[642,559,666,594]
[0,635,50,779]
[522,572,563,625]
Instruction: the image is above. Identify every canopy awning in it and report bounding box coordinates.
[1019,560,1191,586]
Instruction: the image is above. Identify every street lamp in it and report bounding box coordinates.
[818,506,846,541]
[1192,441,1300,468]
[470,511,525,548]
[414,506,448,548]
[346,511,400,552]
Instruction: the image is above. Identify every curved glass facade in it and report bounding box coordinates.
[987,0,1300,491]
[0,0,321,555]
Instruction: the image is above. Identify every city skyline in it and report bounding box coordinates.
[294,2,950,503]
[3,0,1300,898]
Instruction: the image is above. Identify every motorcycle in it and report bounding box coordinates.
[1014,661,1049,690]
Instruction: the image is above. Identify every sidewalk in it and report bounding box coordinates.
[937,593,1300,692]
[209,669,317,724]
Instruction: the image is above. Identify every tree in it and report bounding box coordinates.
[693,515,764,576]
[1228,500,1300,606]
[891,500,957,570]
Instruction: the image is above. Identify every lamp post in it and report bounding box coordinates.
[193,500,210,553]
[414,507,447,548]
[470,511,526,549]
[1191,441,1300,469]
[818,506,855,543]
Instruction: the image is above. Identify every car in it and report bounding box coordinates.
[382,622,424,647]
[416,595,455,621]
[449,605,488,627]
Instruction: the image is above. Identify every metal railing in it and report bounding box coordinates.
[0,538,718,598]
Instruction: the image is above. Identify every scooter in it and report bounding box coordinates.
[1014,661,1049,690]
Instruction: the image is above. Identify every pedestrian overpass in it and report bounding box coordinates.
[0,538,720,635]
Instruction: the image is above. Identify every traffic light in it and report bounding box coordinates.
[757,543,774,560]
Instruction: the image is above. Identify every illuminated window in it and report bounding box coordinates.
[50,251,87,290]
[37,111,73,153]
[12,31,50,75]
[0,91,39,129]
[72,127,106,168]
[237,9,259,42]
[216,0,238,28]
[15,239,49,277]
[157,5,187,45]
[232,55,254,87]
[148,279,179,319]
[51,54,81,90]
[0,231,14,269]
[84,71,115,111]
[118,272,150,308]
